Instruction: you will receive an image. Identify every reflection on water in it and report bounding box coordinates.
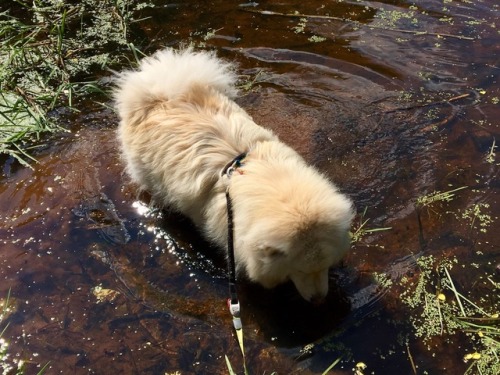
[1,0,499,374]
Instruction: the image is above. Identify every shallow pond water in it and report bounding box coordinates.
[1,1,499,374]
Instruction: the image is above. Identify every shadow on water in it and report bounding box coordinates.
[1,0,500,374]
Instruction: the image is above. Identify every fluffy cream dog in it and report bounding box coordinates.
[114,48,354,303]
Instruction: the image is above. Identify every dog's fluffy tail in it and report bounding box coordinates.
[114,48,238,122]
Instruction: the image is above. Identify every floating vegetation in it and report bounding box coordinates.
[485,139,497,164]
[416,186,468,208]
[308,35,327,43]
[188,27,225,48]
[461,203,494,234]
[292,17,308,34]
[374,7,419,30]
[290,16,327,43]
[351,207,392,244]
[400,256,500,375]
[0,0,150,166]
[243,8,476,40]
[373,271,394,289]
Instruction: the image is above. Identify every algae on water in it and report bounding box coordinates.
[400,255,500,375]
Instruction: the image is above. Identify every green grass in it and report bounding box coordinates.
[0,0,150,167]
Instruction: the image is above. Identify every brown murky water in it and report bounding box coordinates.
[1,1,499,374]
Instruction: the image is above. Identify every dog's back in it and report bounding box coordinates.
[114,48,275,220]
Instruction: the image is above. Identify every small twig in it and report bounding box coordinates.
[64,47,93,59]
[436,297,444,335]
[444,267,466,317]
[406,341,418,375]
[458,316,500,322]
[25,40,52,48]
[485,139,496,163]
[321,356,342,375]
[377,93,471,116]
[374,92,471,132]
[243,8,346,21]
[419,106,459,133]
[452,292,492,317]
[242,9,475,41]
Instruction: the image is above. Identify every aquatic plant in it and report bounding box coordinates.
[485,139,496,164]
[289,13,330,43]
[461,203,493,234]
[0,0,150,166]
[416,186,468,208]
[244,8,475,41]
[415,186,468,227]
[350,207,391,244]
[237,70,268,92]
[400,256,500,375]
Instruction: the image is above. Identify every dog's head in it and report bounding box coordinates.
[233,180,354,303]
[239,219,351,303]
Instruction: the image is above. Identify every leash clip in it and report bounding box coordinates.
[227,298,240,317]
[226,165,236,178]
[227,298,242,330]
[221,152,247,179]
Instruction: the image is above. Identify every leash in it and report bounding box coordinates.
[221,153,247,360]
